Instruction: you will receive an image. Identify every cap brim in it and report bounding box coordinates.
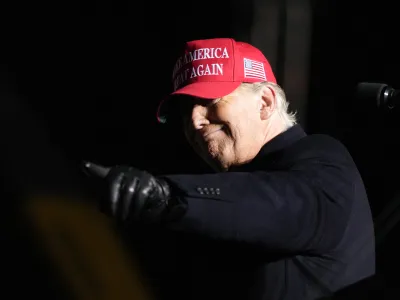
[157,81,241,124]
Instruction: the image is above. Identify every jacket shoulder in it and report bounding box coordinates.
[295,134,352,160]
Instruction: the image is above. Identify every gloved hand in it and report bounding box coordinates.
[83,161,185,224]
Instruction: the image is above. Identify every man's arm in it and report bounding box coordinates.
[162,162,355,254]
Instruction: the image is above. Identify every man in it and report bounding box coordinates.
[84,38,375,300]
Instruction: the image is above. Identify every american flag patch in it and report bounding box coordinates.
[243,58,266,81]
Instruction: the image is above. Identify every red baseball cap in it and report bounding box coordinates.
[157,38,277,123]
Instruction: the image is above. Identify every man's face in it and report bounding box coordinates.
[180,85,270,171]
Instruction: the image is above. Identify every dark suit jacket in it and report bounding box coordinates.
[133,125,375,300]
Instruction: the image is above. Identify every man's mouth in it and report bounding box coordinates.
[203,127,223,138]
[201,124,225,137]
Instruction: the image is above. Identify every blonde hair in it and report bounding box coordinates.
[240,82,297,128]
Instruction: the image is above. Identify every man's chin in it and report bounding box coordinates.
[201,155,227,172]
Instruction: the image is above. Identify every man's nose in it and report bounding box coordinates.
[191,104,210,129]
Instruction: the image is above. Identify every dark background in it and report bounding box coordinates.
[1,0,400,298]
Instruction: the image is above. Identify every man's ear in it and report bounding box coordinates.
[260,86,276,120]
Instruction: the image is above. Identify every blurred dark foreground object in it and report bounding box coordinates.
[0,92,152,299]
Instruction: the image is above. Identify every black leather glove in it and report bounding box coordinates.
[83,162,186,224]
